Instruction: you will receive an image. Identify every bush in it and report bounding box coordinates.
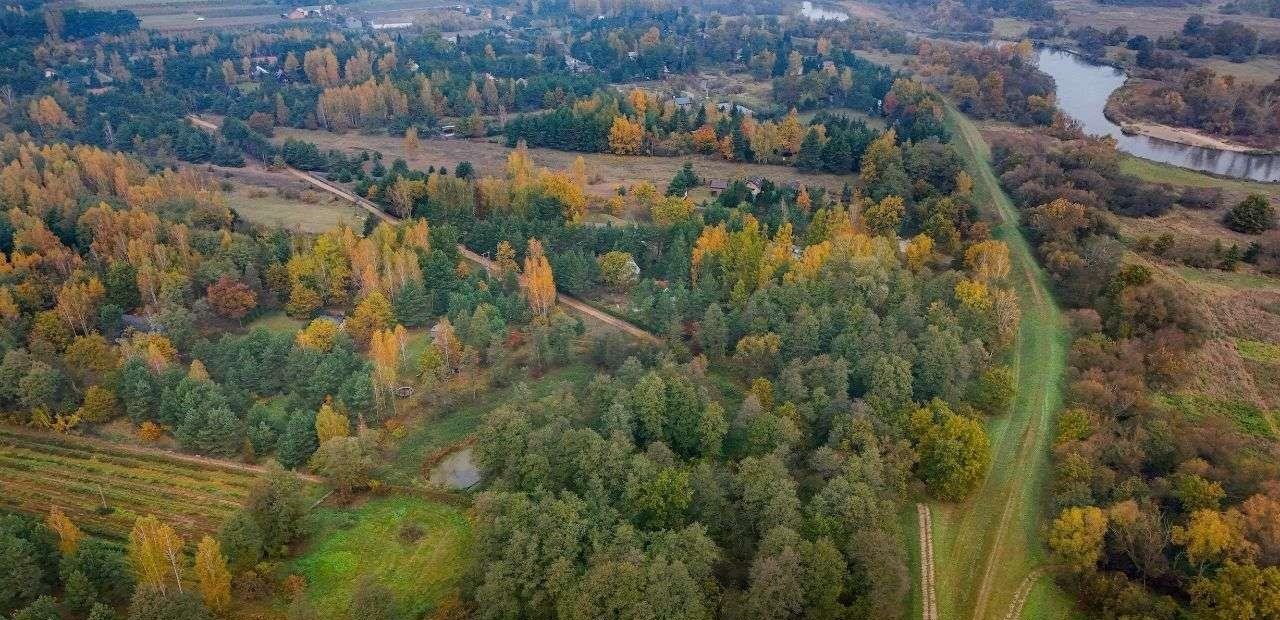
[1224,193,1276,234]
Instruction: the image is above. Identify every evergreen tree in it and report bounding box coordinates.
[87,603,117,620]
[820,134,853,173]
[277,409,318,469]
[666,161,700,196]
[217,511,264,573]
[795,128,823,172]
[10,596,58,620]
[1224,193,1276,234]
[392,280,432,327]
[104,262,140,312]
[61,538,133,604]
[64,569,98,615]
[699,303,727,361]
[177,405,243,457]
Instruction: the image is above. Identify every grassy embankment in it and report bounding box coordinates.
[930,105,1075,619]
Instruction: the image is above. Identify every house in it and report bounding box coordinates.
[672,96,693,108]
[707,179,728,195]
[716,102,754,116]
[283,4,332,20]
[252,65,272,78]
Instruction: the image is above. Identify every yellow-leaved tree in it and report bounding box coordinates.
[522,238,556,318]
[608,116,644,155]
[315,399,350,443]
[47,506,83,555]
[346,291,394,347]
[194,535,232,614]
[129,515,185,593]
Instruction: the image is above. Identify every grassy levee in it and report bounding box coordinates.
[932,105,1074,619]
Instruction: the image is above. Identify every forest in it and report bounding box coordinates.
[1,0,1279,619]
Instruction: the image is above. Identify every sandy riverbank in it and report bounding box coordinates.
[1120,121,1263,153]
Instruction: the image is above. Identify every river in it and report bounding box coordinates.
[1036,47,1280,182]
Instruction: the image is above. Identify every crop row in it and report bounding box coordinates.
[0,430,260,540]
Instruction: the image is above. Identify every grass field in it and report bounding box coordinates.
[76,0,284,31]
[271,127,853,199]
[246,312,307,334]
[292,495,472,619]
[227,184,368,234]
[1110,154,1279,248]
[0,427,264,541]
[1051,0,1280,39]
[1119,155,1279,199]
[935,104,1075,620]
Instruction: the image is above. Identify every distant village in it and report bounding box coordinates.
[279,3,511,32]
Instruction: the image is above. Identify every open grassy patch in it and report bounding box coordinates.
[293,496,472,619]
[227,184,368,234]
[1159,392,1277,439]
[1237,339,1280,364]
[932,103,1075,620]
[247,312,307,335]
[1118,155,1279,198]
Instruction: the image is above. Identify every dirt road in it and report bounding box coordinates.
[190,116,660,345]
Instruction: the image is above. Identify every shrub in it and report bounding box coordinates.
[1224,193,1276,234]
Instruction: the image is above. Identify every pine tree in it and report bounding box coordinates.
[277,409,318,469]
[795,128,823,172]
[699,303,727,360]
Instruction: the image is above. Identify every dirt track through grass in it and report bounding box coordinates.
[918,503,938,620]
[932,105,1073,619]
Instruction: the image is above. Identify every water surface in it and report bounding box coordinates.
[1036,47,1280,182]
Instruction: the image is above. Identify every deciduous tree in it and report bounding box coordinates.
[193,536,231,614]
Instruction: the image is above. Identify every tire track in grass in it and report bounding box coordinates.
[1004,568,1047,620]
[918,503,938,620]
[931,104,1071,620]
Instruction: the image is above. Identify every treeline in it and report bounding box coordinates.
[504,76,941,176]
[916,40,1058,125]
[0,135,553,469]
[0,5,138,39]
[1110,68,1280,145]
[990,130,1184,220]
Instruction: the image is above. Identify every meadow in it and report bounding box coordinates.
[292,495,473,619]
